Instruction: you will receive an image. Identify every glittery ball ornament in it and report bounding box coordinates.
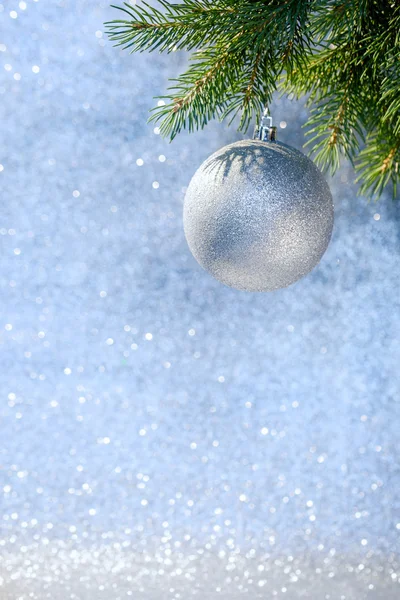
[183,139,334,292]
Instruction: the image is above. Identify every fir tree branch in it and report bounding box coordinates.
[106,0,400,199]
[356,133,400,199]
[106,1,239,53]
[299,49,367,174]
[148,44,245,139]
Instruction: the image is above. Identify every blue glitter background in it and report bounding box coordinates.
[0,1,400,598]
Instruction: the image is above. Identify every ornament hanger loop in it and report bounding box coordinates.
[253,106,277,142]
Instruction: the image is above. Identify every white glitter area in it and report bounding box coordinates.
[0,0,399,599]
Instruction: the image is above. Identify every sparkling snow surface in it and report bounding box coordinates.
[0,1,400,599]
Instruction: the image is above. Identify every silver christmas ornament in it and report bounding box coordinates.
[183,135,334,292]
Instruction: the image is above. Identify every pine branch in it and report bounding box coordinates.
[148,45,244,139]
[107,0,312,138]
[289,44,368,174]
[106,1,239,53]
[106,0,400,199]
[356,132,400,199]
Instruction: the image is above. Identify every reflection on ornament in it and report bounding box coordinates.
[184,139,333,292]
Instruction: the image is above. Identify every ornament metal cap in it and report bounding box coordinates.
[253,108,277,142]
